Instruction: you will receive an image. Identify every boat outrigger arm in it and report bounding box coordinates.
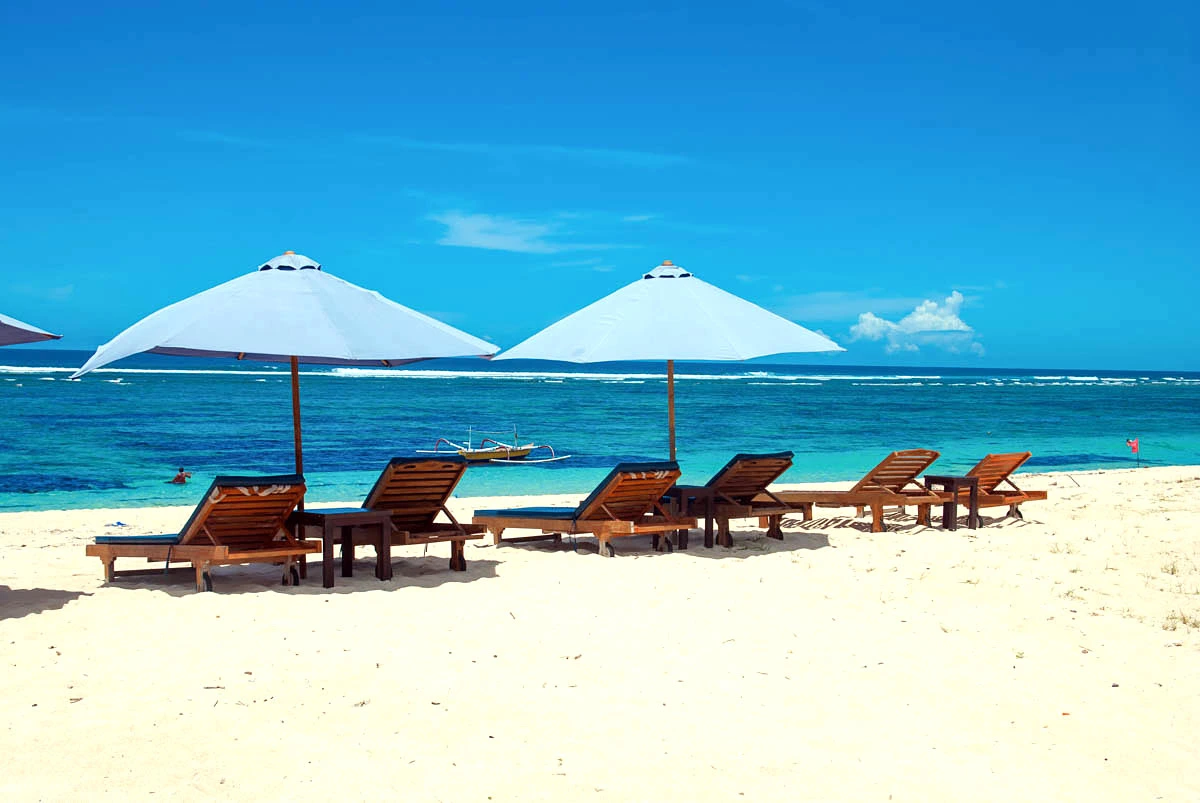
[416,427,571,464]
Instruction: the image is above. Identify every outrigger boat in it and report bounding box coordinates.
[417,427,570,464]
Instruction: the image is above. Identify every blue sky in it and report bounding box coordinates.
[2,1,1196,369]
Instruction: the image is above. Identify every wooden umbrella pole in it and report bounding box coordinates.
[667,359,676,461]
[290,356,304,476]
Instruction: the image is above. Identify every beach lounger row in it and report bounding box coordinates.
[85,450,1047,591]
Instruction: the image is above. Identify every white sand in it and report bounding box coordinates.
[1,466,1199,801]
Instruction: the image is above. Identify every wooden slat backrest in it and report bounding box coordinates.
[576,461,681,522]
[178,474,305,548]
[849,449,940,494]
[363,456,468,531]
[967,452,1032,493]
[707,452,794,504]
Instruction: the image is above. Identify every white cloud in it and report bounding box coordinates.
[781,290,925,322]
[850,291,984,355]
[429,212,624,254]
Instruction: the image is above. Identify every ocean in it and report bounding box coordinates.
[1,349,1197,512]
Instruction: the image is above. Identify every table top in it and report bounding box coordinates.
[924,475,979,486]
[289,507,393,525]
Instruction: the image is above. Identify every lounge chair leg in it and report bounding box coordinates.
[599,539,615,557]
[871,505,885,533]
[490,527,506,545]
[1008,504,1023,519]
[450,541,467,571]
[102,556,115,582]
[677,529,688,550]
[917,504,930,526]
[802,503,813,522]
[194,563,209,592]
[651,534,661,551]
[856,505,866,519]
[758,516,769,529]
[718,518,732,548]
[766,515,783,540]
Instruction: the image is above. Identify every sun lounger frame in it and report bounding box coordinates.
[361,456,486,571]
[665,451,795,548]
[765,449,943,532]
[86,475,319,591]
[919,452,1048,522]
[473,462,695,556]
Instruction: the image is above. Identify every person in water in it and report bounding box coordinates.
[170,468,192,484]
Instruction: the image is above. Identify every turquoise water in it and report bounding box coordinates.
[2,349,1198,512]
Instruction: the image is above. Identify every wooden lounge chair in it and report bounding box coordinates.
[86,474,319,592]
[361,455,486,571]
[921,452,1048,522]
[766,449,942,533]
[664,451,795,548]
[472,461,695,556]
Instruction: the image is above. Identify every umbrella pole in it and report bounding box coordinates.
[291,356,304,477]
[667,359,676,461]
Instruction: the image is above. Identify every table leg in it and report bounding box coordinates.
[374,523,388,580]
[942,490,957,531]
[968,484,980,529]
[341,525,354,577]
[704,496,714,549]
[322,522,335,589]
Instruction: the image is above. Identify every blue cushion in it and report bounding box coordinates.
[473,507,578,520]
[95,534,181,545]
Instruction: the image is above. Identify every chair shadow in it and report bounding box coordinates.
[0,586,90,620]
[96,555,500,596]
[785,510,930,534]
[787,509,1039,533]
[486,529,830,560]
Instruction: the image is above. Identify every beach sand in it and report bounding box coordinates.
[1,466,1198,800]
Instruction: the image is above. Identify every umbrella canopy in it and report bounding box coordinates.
[0,312,61,347]
[71,251,498,475]
[495,260,842,458]
[73,251,495,369]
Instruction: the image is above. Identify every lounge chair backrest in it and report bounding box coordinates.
[849,449,940,494]
[575,461,681,521]
[967,452,1032,493]
[706,451,794,504]
[177,474,305,548]
[363,455,469,531]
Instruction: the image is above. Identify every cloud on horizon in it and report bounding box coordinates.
[850,291,984,355]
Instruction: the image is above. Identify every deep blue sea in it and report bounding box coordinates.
[2,349,1198,512]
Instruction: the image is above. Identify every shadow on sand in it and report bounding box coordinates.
[786,509,1038,533]
[94,555,501,597]
[0,586,90,620]
[485,528,831,560]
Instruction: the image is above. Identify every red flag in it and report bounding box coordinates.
[1126,438,1139,454]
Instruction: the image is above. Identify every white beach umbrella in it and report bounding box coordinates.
[71,251,498,475]
[494,260,842,458]
[0,312,61,346]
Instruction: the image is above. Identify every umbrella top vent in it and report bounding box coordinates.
[643,260,691,280]
[260,251,322,271]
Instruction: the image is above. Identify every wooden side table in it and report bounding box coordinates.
[922,475,980,531]
[290,508,394,588]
